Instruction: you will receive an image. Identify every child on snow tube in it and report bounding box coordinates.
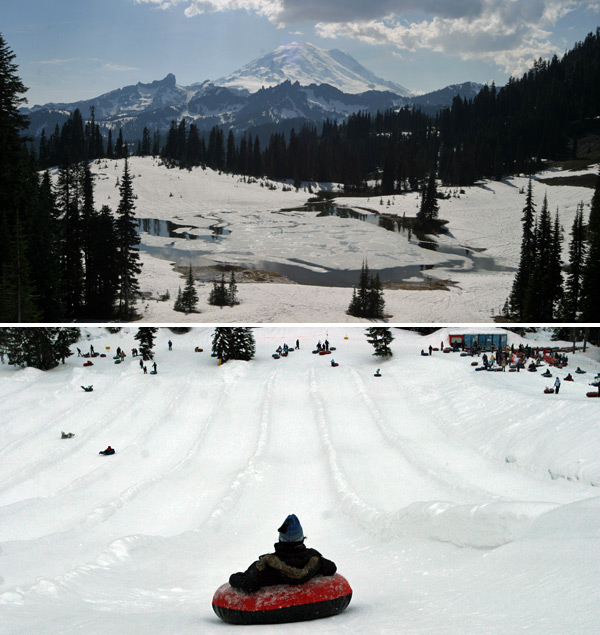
[228,514,337,593]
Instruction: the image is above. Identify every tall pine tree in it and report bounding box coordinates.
[508,178,536,319]
[135,327,157,361]
[366,327,394,357]
[561,203,585,320]
[115,158,142,319]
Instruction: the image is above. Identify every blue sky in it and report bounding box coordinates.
[4,0,600,105]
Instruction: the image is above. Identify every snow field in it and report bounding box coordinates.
[61,157,598,322]
[0,326,599,633]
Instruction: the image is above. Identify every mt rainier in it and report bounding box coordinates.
[213,42,412,95]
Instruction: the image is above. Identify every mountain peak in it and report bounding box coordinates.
[214,42,411,96]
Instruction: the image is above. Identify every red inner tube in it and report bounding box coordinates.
[212,573,352,625]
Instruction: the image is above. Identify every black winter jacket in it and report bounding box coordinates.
[229,541,337,593]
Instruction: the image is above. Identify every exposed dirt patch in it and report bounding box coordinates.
[384,278,458,291]
[173,264,294,284]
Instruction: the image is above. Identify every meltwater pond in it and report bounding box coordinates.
[136,218,231,242]
[135,205,514,287]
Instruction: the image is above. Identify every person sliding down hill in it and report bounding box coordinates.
[228,514,337,593]
[99,446,115,455]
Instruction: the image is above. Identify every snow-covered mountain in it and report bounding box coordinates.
[214,41,412,96]
[24,42,480,141]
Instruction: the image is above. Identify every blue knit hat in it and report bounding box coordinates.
[278,514,304,542]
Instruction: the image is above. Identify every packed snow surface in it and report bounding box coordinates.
[1,327,599,634]
[63,157,597,323]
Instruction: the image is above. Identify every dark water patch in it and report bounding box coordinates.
[245,259,464,287]
[136,218,231,242]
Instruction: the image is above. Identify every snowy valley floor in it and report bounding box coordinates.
[60,157,598,323]
[1,326,599,634]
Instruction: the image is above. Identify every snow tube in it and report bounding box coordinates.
[195,347,203,353]
[114,359,121,364]
[99,449,115,455]
[312,350,319,354]
[319,350,332,355]
[541,372,552,377]
[544,388,555,394]
[100,354,106,358]
[471,361,478,366]
[150,370,157,375]
[576,369,586,374]
[212,573,352,625]
[272,354,280,359]
[374,373,381,377]
[331,363,339,367]
[564,377,574,382]
[586,392,599,398]
[330,347,336,351]
[83,361,93,367]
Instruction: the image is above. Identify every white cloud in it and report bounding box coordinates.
[133,0,600,75]
[314,1,599,76]
[40,58,77,65]
[104,63,139,72]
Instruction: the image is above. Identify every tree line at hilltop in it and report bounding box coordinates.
[32,28,600,192]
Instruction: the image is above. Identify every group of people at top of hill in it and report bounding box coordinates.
[316,339,330,352]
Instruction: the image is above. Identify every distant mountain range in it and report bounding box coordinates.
[23,42,483,141]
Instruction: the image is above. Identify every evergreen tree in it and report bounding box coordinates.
[588,167,600,238]
[135,327,157,360]
[1,327,78,370]
[366,327,394,357]
[580,170,600,321]
[367,271,385,319]
[114,158,142,319]
[562,203,585,320]
[508,178,536,318]
[525,194,553,320]
[211,327,231,361]
[211,327,255,363]
[549,209,563,317]
[347,261,385,318]
[56,158,84,317]
[580,213,600,323]
[228,271,238,306]
[416,165,439,227]
[29,171,64,320]
[0,34,45,322]
[54,327,81,363]
[173,287,184,312]
[87,205,118,318]
[175,265,199,313]
[208,273,228,307]
[1,214,40,322]
[229,327,256,361]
